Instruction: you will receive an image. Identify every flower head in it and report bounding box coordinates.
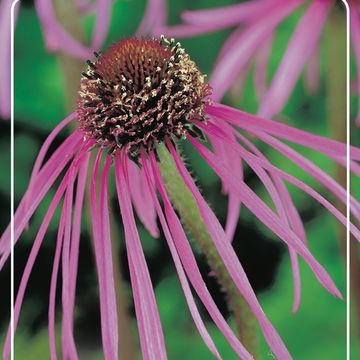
[2,36,360,360]
[78,37,211,157]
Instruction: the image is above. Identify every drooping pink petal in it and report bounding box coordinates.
[68,154,90,327]
[207,102,360,161]
[34,0,93,59]
[61,170,79,360]
[255,132,360,221]
[230,131,305,312]
[48,191,67,360]
[29,113,77,183]
[209,133,242,242]
[141,155,222,360]
[159,1,281,38]
[171,138,343,298]
[197,121,360,241]
[210,1,301,101]
[167,141,293,359]
[258,0,331,118]
[115,153,167,360]
[127,160,159,238]
[181,0,281,26]
[202,122,304,311]
[147,152,253,359]
[48,154,89,360]
[350,4,360,126]
[0,0,19,119]
[62,152,90,359]
[90,150,119,360]
[0,132,84,261]
[3,158,82,360]
[24,113,77,219]
[189,129,360,244]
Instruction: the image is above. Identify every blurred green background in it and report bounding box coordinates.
[1,0,359,359]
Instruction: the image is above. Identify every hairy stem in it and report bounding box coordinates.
[157,143,259,358]
[327,7,360,350]
[52,3,137,358]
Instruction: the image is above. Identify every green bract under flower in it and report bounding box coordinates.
[77,37,212,159]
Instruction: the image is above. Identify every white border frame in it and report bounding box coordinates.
[9,1,352,359]
[10,1,20,360]
[340,1,351,359]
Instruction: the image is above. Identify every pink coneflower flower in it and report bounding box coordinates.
[160,0,360,123]
[0,0,112,119]
[2,37,360,359]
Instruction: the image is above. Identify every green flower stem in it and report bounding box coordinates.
[157,143,259,358]
[327,7,360,349]
[53,3,137,358]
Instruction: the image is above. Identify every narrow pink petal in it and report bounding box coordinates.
[29,113,77,184]
[0,0,18,119]
[137,0,167,36]
[207,102,360,161]
[0,133,86,268]
[258,0,331,118]
[48,195,66,360]
[167,142,293,359]
[99,156,119,358]
[68,154,90,326]
[115,153,167,360]
[233,130,304,312]
[208,123,303,311]
[224,193,241,242]
[91,0,112,50]
[197,122,360,240]
[147,152,253,360]
[90,150,119,360]
[61,170,79,360]
[209,133,243,242]
[34,0,93,59]
[0,132,83,256]
[182,0,280,26]
[304,46,320,94]
[216,27,250,65]
[128,160,159,237]
[3,162,81,360]
[24,113,77,218]
[176,137,343,297]
[210,1,301,101]
[350,5,360,126]
[255,133,360,221]
[141,156,222,360]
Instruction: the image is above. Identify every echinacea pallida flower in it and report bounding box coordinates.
[160,0,360,124]
[2,37,360,360]
[0,0,112,119]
